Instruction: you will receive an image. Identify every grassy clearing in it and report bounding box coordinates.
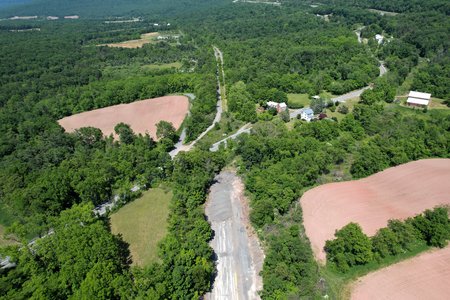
[367,8,399,16]
[196,112,245,148]
[319,91,336,100]
[317,153,354,185]
[322,242,430,299]
[0,224,19,247]
[325,97,360,121]
[429,98,449,109]
[110,187,172,266]
[142,61,182,70]
[287,93,310,108]
[102,61,181,79]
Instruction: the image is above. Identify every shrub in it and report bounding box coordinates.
[325,223,373,271]
[337,105,349,114]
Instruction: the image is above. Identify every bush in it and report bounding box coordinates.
[280,110,290,123]
[411,207,450,248]
[325,223,373,271]
[372,228,402,259]
[337,105,349,114]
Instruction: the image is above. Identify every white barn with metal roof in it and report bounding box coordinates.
[407,91,431,107]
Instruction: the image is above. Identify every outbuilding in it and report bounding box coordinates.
[267,101,287,112]
[375,34,384,44]
[407,91,431,107]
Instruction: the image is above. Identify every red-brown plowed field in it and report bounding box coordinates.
[351,245,450,300]
[58,95,188,139]
[301,159,450,262]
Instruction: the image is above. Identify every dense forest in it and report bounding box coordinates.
[0,0,228,18]
[0,0,449,298]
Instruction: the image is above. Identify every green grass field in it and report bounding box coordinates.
[101,61,182,79]
[287,93,310,108]
[196,112,245,148]
[0,224,18,247]
[142,61,182,70]
[110,188,172,266]
[325,97,360,121]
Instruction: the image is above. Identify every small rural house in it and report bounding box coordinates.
[375,34,384,44]
[267,101,287,112]
[301,108,314,122]
[406,91,431,107]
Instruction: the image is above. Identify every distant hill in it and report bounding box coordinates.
[0,0,31,9]
[0,0,226,18]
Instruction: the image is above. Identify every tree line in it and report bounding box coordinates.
[325,207,450,272]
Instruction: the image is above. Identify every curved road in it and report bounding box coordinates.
[169,47,224,158]
[210,123,252,152]
[332,30,387,103]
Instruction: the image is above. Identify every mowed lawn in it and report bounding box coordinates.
[325,97,360,121]
[142,61,182,70]
[287,93,310,108]
[110,188,172,266]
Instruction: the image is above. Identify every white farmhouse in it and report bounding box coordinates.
[301,108,314,122]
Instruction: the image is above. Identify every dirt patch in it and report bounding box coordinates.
[300,159,450,262]
[351,245,450,299]
[58,95,189,140]
[204,171,264,300]
[100,32,159,48]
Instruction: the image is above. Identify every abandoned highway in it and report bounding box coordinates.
[205,171,264,300]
